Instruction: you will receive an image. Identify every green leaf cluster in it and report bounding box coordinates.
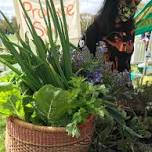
[32,77,107,137]
[0,0,143,139]
[0,0,73,93]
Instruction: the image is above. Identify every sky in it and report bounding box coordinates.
[0,0,103,20]
[80,0,103,14]
[0,0,150,19]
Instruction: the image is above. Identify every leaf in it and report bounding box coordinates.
[66,108,88,138]
[66,122,80,138]
[34,85,74,125]
[0,0,74,91]
[2,95,22,117]
[46,0,72,79]
[0,82,15,92]
[22,96,34,121]
[0,57,21,75]
[0,81,22,117]
[0,53,16,64]
[124,126,143,138]
[106,106,126,125]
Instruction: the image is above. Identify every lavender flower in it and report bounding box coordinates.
[86,70,103,84]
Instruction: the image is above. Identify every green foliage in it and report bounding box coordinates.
[32,77,109,137]
[88,76,152,152]
[0,87,20,116]
[0,0,103,138]
[34,84,71,125]
[0,76,22,117]
[0,0,146,141]
[0,115,5,152]
[0,0,73,92]
[0,0,81,135]
[89,114,149,152]
[0,71,14,82]
[0,72,134,138]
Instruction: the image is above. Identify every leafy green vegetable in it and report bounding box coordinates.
[0,0,73,92]
[0,0,143,140]
[0,85,22,116]
[34,85,72,125]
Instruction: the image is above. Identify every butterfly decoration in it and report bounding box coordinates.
[103,32,134,53]
[117,0,142,22]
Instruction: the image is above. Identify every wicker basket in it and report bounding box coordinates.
[5,116,94,152]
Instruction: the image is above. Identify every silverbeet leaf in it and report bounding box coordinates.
[34,85,73,125]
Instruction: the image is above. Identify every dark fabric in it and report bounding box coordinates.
[80,20,135,72]
[85,23,100,55]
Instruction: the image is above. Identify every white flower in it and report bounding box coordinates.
[79,40,85,48]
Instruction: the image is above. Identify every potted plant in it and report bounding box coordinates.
[0,0,123,152]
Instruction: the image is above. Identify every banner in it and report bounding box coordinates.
[135,0,152,35]
[13,0,81,42]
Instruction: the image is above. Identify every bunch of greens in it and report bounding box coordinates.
[0,0,81,137]
[0,72,140,138]
[0,0,72,94]
[88,76,152,151]
[0,0,125,138]
[89,116,148,152]
[0,0,145,140]
[0,72,22,117]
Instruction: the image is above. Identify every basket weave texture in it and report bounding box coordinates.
[5,116,94,152]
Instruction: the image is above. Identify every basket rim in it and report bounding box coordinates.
[7,115,94,134]
[7,116,66,133]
